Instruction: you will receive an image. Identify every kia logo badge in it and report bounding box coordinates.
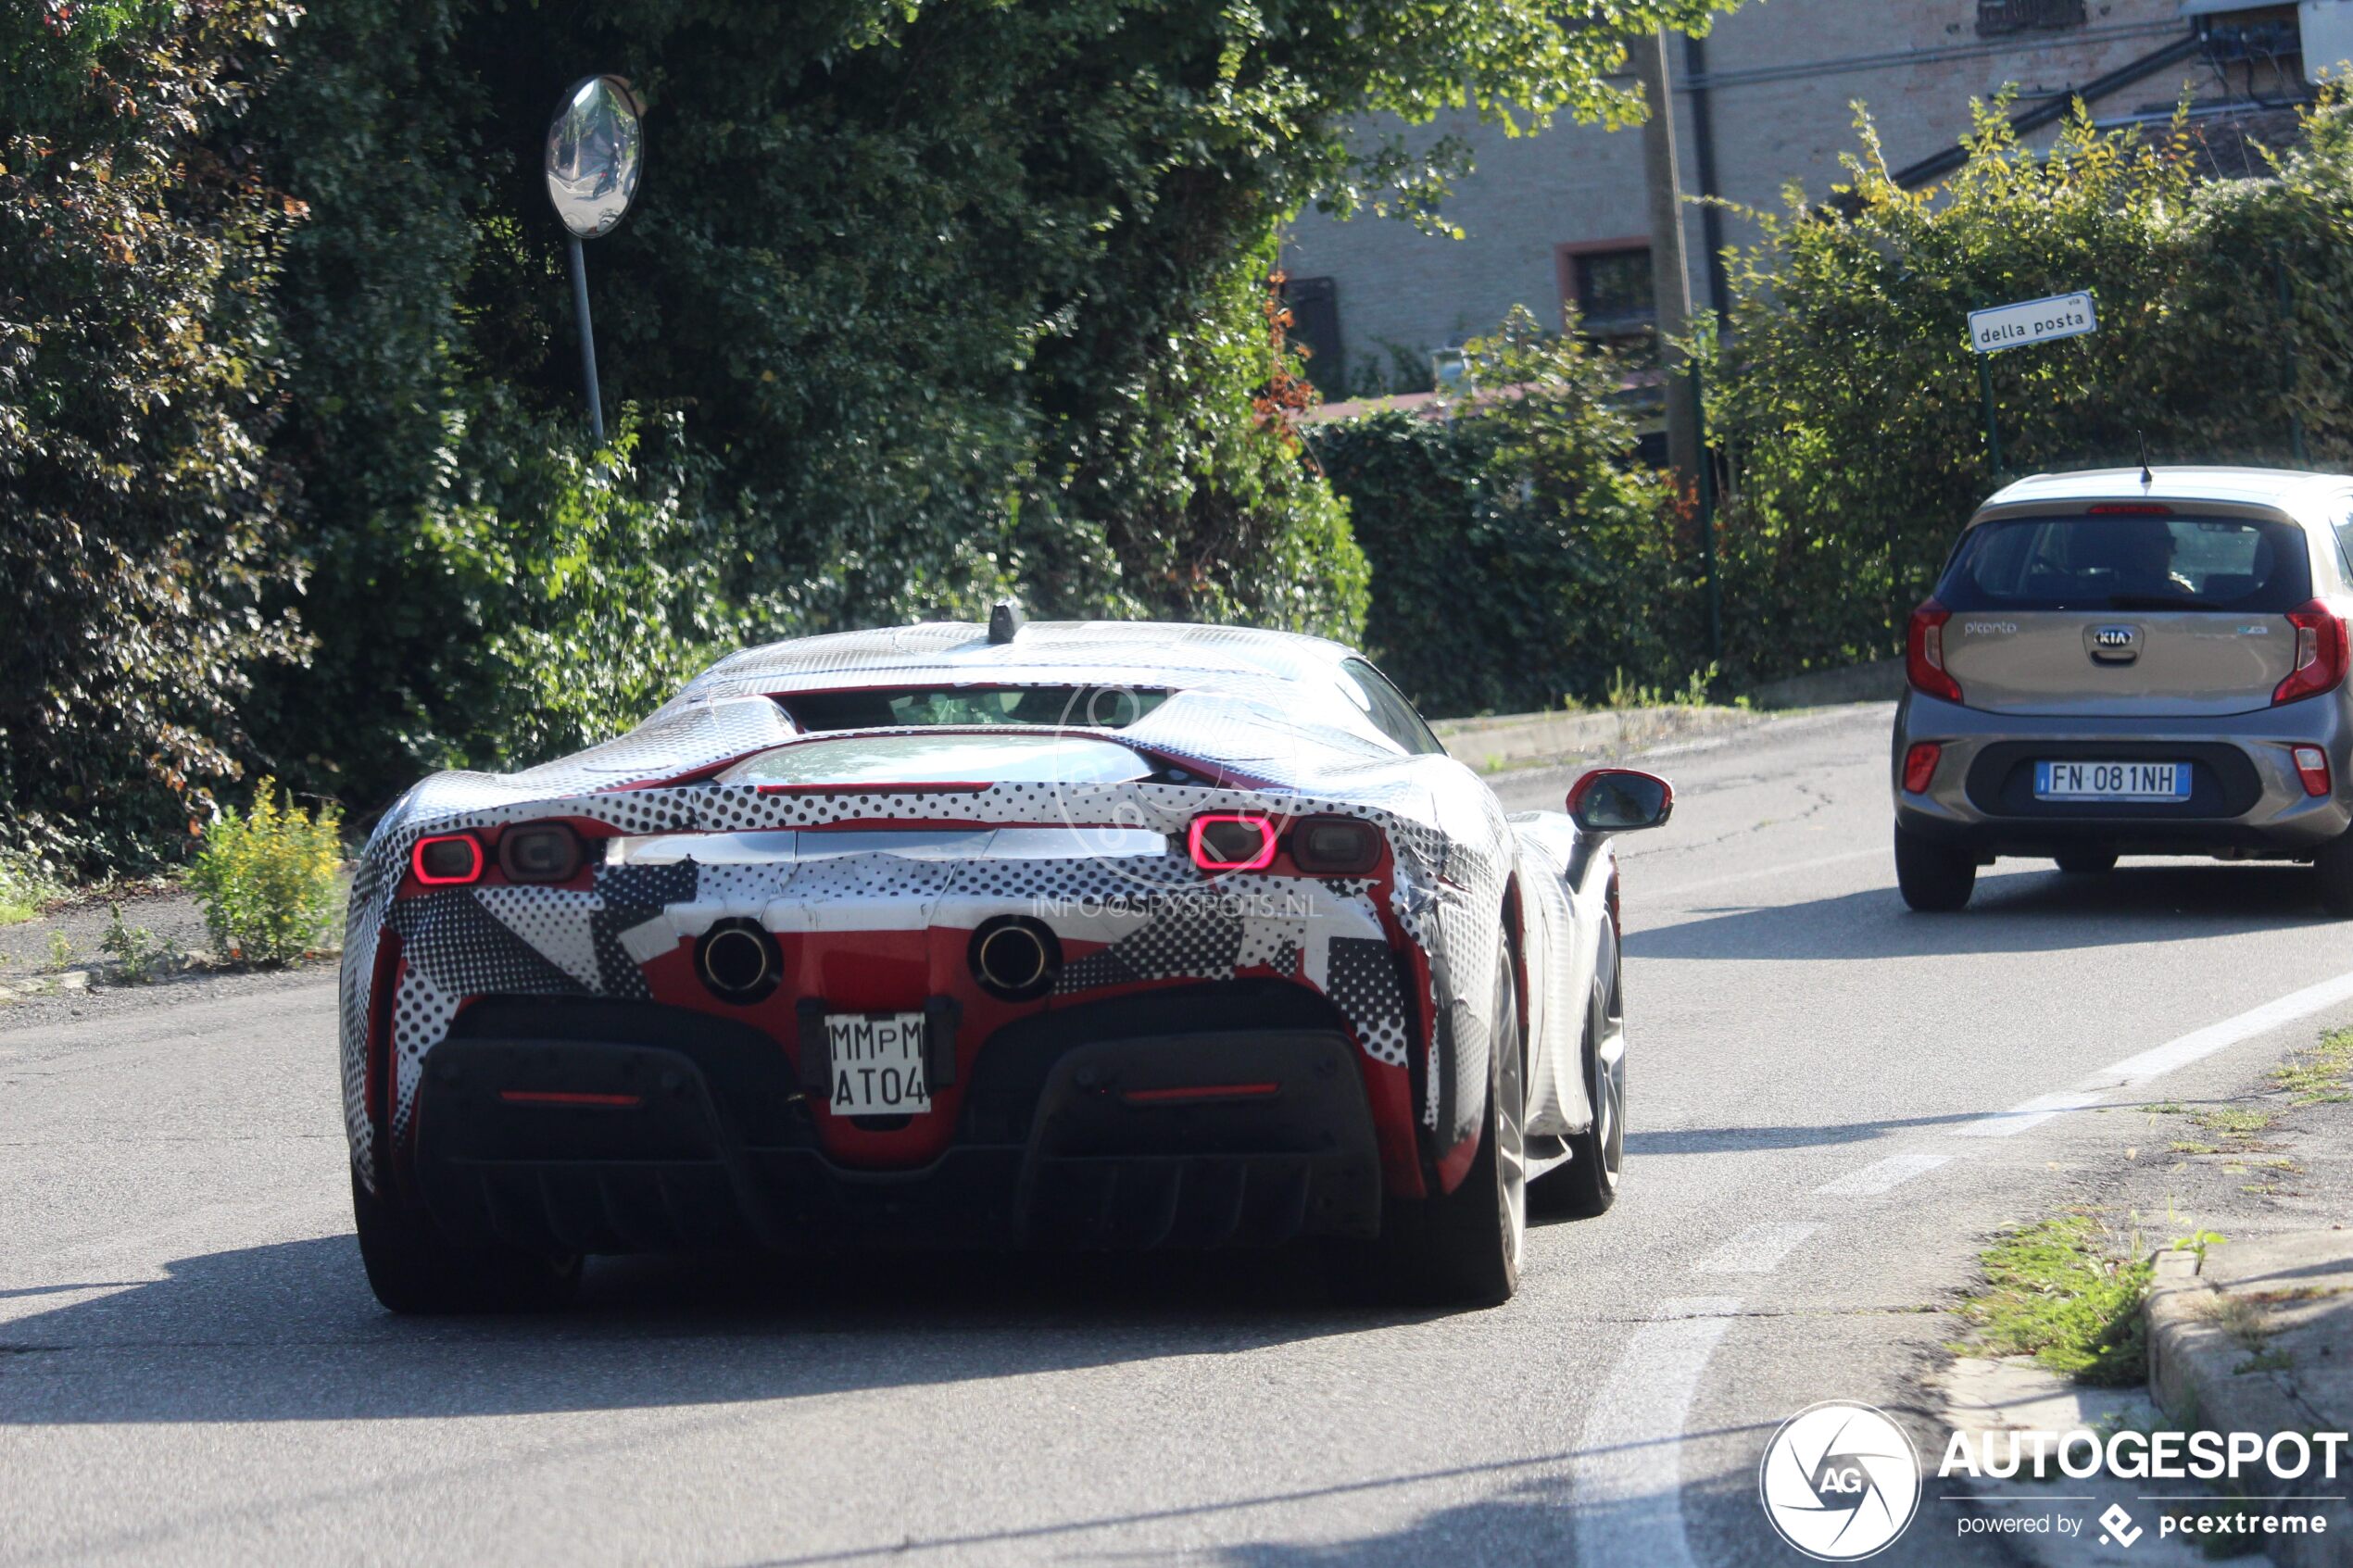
[2088,624,2140,662]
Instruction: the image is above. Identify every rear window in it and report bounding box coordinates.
[1939,513,2310,612]
[775,686,1168,732]
[718,733,1152,787]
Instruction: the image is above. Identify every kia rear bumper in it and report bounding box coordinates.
[1892,690,2353,856]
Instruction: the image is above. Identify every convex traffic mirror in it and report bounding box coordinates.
[545,75,643,240]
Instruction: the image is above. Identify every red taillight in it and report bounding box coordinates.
[1903,742,1942,795]
[2274,599,2349,707]
[1290,815,1382,874]
[2086,503,2173,515]
[1189,813,1277,872]
[410,833,484,885]
[2294,746,2332,798]
[1906,598,1962,704]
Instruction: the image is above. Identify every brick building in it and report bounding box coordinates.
[1282,0,2334,398]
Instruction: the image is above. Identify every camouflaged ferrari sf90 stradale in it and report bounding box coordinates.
[338,613,1671,1311]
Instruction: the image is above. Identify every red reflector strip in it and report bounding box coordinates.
[497,1089,645,1109]
[1121,1082,1280,1105]
[755,781,990,795]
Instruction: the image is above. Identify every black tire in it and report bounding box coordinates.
[351,1165,582,1314]
[2317,831,2353,918]
[2054,847,2118,875]
[1530,959,1623,1219]
[1334,945,1526,1308]
[1894,822,1975,911]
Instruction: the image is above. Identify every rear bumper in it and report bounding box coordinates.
[407,1004,1386,1254]
[1893,689,2353,857]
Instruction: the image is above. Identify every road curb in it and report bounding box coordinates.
[2145,1241,2353,1568]
[1432,705,1772,775]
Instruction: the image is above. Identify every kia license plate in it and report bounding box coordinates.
[2032,760,2190,802]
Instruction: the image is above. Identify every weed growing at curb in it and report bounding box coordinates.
[1957,1213,2155,1386]
[2271,1027,2353,1105]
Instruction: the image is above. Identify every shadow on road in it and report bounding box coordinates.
[0,1236,1453,1426]
[1628,863,2330,961]
[1626,1110,1995,1157]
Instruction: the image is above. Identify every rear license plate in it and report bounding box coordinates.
[824,1012,930,1114]
[2032,760,2191,802]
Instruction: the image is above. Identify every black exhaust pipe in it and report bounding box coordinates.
[697,918,782,1004]
[968,916,1061,1000]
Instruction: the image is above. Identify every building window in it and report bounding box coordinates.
[1976,0,2085,36]
[1278,275,1343,392]
[1565,245,1655,338]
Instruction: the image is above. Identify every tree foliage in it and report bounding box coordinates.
[0,0,308,869]
[1317,307,1688,717]
[1705,97,2353,684]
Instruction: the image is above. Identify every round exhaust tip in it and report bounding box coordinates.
[968,917,1061,1001]
[697,919,780,1004]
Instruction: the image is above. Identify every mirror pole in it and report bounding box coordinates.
[567,234,605,443]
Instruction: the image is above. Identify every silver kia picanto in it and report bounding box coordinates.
[1893,466,2353,912]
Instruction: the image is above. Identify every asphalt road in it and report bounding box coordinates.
[6,700,2352,1567]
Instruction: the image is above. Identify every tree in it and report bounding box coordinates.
[0,0,308,869]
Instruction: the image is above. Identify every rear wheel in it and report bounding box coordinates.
[1531,960,1623,1219]
[1338,946,1525,1308]
[351,1165,581,1314]
[1895,823,1975,911]
[2316,831,2353,918]
[2055,847,2118,875]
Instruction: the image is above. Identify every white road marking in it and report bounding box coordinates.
[2082,966,2353,1090]
[1814,1153,1953,1197]
[1574,1298,1741,1568]
[1944,965,2353,1140]
[1950,1089,2108,1138]
[1693,1222,1822,1274]
[1648,847,1884,900]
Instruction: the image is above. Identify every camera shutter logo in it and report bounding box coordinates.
[1757,1400,1921,1561]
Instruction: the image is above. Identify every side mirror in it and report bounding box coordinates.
[1567,768,1674,835]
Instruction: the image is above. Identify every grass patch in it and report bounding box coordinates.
[2271,1027,2353,1105]
[0,853,68,927]
[1957,1213,2153,1386]
[2192,1107,2272,1139]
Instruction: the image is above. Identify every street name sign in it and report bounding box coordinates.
[1969,291,2097,354]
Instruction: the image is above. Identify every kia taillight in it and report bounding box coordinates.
[2294,745,2333,798]
[1902,742,1942,795]
[1189,814,1277,872]
[410,833,484,886]
[1906,598,1962,704]
[2274,599,2349,707]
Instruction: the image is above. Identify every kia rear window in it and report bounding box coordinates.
[1938,514,2310,612]
[718,733,1153,787]
[775,686,1169,731]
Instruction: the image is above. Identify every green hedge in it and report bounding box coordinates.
[1705,98,2353,687]
[1316,309,1692,719]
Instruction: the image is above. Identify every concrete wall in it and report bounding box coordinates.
[1283,0,2289,394]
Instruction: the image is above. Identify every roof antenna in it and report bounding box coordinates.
[2138,431,2153,488]
[988,597,1026,645]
